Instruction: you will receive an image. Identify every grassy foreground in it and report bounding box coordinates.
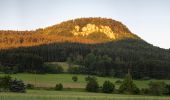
[0,90,170,100]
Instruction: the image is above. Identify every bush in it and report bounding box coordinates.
[148,81,167,95]
[0,76,26,92]
[72,76,78,82]
[119,73,140,94]
[9,79,26,93]
[55,83,63,90]
[141,88,149,94]
[86,77,99,92]
[165,84,170,95]
[102,81,115,93]
[26,84,34,89]
[0,75,12,91]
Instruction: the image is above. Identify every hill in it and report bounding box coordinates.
[0,17,170,79]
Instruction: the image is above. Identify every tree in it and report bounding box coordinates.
[119,73,139,94]
[86,76,99,92]
[9,79,26,93]
[83,53,114,76]
[1,30,170,79]
[0,76,26,92]
[72,76,78,82]
[74,55,84,65]
[67,57,73,67]
[148,81,168,95]
[0,75,12,91]
[165,84,170,95]
[0,53,44,73]
[102,81,115,93]
[55,83,63,90]
[95,55,113,76]
[84,53,96,74]
[26,84,34,89]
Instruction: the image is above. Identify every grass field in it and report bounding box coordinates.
[1,62,170,100]
[0,90,170,100]
[1,73,170,89]
[1,74,170,100]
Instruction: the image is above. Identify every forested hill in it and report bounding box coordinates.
[0,17,139,49]
[0,18,170,79]
[0,38,170,79]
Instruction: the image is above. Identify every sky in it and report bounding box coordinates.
[0,0,170,49]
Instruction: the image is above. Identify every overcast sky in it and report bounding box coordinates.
[0,0,170,49]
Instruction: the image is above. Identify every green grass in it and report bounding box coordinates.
[42,62,170,88]
[1,73,170,89]
[0,90,170,100]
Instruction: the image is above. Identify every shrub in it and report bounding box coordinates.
[165,84,170,95]
[148,81,167,95]
[86,78,99,92]
[0,75,12,91]
[72,76,78,82]
[55,83,63,90]
[141,88,149,94]
[102,81,115,93]
[9,79,26,93]
[0,76,26,92]
[55,66,64,73]
[119,73,140,94]
[26,84,34,89]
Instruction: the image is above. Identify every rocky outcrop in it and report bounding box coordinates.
[72,24,116,39]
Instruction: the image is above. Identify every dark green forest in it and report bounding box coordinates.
[0,39,170,79]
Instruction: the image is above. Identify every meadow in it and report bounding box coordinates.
[1,73,170,89]
[0,89,170,100]
[1,62,170,100]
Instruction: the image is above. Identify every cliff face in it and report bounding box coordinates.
[72,24,116,39]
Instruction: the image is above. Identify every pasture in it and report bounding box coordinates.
[0,90,170,100]
[1,73,170,89]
